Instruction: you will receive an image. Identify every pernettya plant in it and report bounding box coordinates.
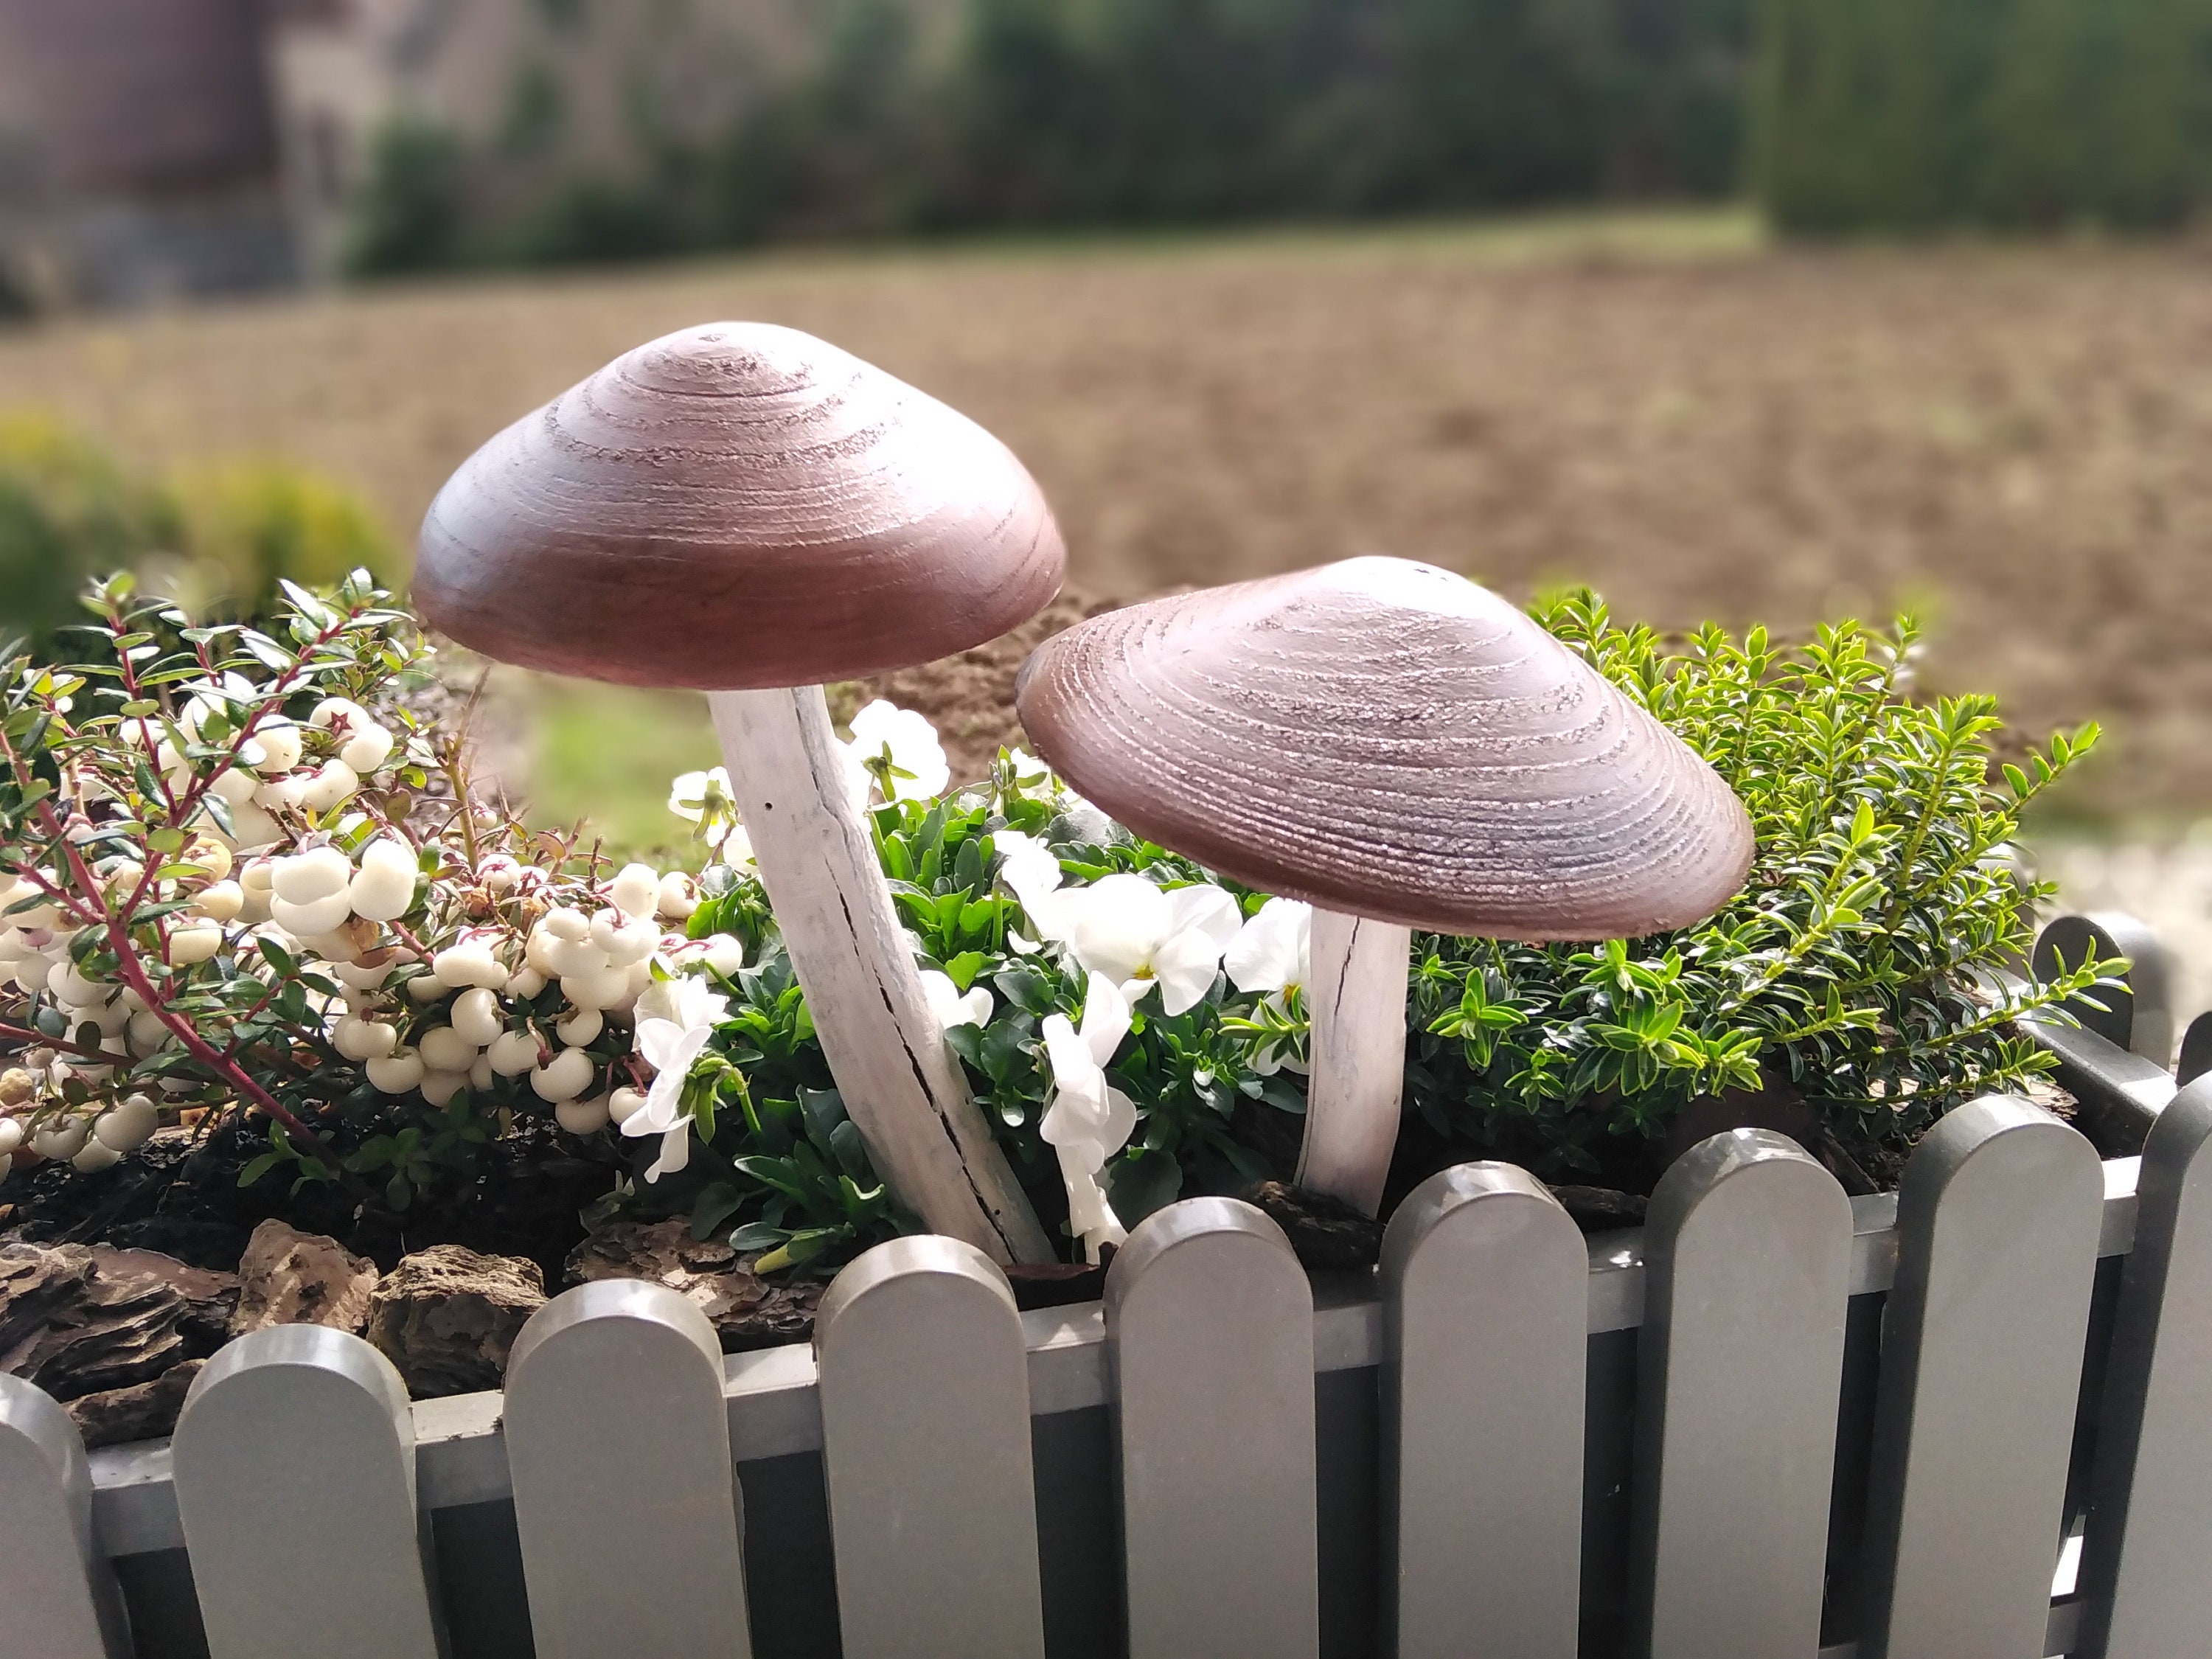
[0,572,745,1207]
[1405,595,2124,1177]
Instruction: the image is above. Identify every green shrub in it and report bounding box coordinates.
[344,122,468,277]
[1756,0,2212,233]
[0,417,182,649]
[0,417,399,647]
[1405,594,2112,1177]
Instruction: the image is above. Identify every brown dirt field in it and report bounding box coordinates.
[3,215,2211,817]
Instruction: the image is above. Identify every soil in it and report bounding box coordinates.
[6,224,2212,815]
[0,1121,615,1289]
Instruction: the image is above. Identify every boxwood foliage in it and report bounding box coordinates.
[1406,591,2121,1177]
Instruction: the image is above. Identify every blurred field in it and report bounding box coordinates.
[4,210,2212,821]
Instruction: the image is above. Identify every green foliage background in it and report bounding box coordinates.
[1756,0,2212,231]
[0,417,399,649]
[346,0,1753,274]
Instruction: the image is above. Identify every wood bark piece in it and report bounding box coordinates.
[365,1245,546,1398]
[1298,911,1413,1215]
[229,1219,378,1338]
[1242,1180,1385,1270]
[67,1357,204,1450]
[714,685,1054,1264]
[0,1242,235,1402]
[565,1217,825,1352]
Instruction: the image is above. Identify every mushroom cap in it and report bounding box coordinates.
[1014,557,1755,939]
[414,322,1066,689]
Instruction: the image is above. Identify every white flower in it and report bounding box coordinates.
[1040,972,1138,1262]
[993,830,1074,948]
[1225,897,1311,995]
[669,767,742,850]
[919,968,992,1032]
[1225,897,1313,1075]
[1065,873,1242,1015]
[624,974,729,1181]
[844,700,948,806]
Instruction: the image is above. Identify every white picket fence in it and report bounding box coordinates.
[7,925,2212,1659]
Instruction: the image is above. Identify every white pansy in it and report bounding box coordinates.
[843,700,949,806]
[625,975,729,1181]
[1224,897,1314,1074]
[919,968,992,1032]
[668,766,743,849]
[1039,972,1138,1262]
[1065,873,1241,1016]
[992,830,1074,947]
[1225,898,1311,994]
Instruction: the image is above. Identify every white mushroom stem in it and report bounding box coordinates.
[709,684,1054,1265]
[1296,908,1415,1217]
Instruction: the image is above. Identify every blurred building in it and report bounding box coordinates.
[0,0,292,307]
[0,0,918,306]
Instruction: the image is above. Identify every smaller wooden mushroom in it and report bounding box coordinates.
[417,321,1060,1264]
[1015,556,1755,1217]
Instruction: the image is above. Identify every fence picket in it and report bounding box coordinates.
[1379,1163,1586,1659]
[0,1374,130,1658]
[814,1236,1044,1659]
[2076,1076,2212,1658]
[1856,1097,2104,1659]
[504,1281,753,1659]
[171,1324,442,1659]
[1106,1196,1317,1659]
[1627,1130,1852,1659]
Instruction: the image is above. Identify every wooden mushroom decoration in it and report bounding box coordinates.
[417,321,1058,1265]
[1015,556,1755,1217]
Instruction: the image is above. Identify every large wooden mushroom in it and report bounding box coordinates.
[1015,556,1755,1217]
[417,321,1057,1264]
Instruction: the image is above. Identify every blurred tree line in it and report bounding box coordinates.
[346,0,2212,274]
[1759,0,2212,231]
[349,0,1753,272]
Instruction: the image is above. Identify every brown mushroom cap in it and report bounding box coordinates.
[1015,557,1755,939]
[414,322,1065,689]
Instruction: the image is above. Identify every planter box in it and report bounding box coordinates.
[7,926,2211,1659]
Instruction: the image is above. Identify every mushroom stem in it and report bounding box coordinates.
[1295,908,1414,1217]
[709,684,1055,1265]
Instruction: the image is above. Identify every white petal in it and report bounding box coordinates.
[1040,1012,1099,1096]
[1068,874,1168,984]
[958,985,995,1026]
[1076,971,1133,1066]
[1152,927,1229,1016]
[645,1121,692,1181]
[1097,1085,1138,1158]
[633,1016,686,1071]
[1225,898,1310,994]
[1166,883,1243,952]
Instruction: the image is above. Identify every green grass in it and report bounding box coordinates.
[523,678,720,862]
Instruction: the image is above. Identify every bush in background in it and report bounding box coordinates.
[343,0,1754,272]
[1756,0,2212,232]
[0,415,400,646]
